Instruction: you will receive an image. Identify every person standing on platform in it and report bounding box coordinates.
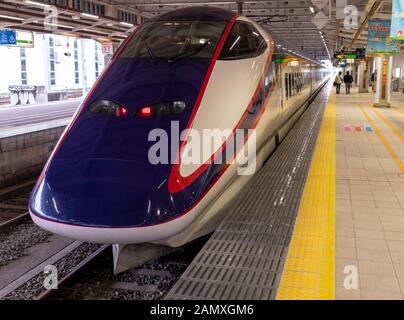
[334,71,343,94]
[344,71,353,94]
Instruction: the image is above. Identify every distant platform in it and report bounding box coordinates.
[0,99,80,136]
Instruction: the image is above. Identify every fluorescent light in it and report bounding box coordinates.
[44,22,74,29]
[0,15,24,21]
[309,6,315,13]
[119,21,133,27]
[81,13,99,19]
[24,0,50,8]
[82,28,107,35]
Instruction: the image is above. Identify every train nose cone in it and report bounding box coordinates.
[29,158,174,228]
[30,58,212,230]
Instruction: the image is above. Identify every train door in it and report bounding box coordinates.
[273,61,282,134]
[277,61,284,128]
[310,63,313,94]
[282,62,292,128]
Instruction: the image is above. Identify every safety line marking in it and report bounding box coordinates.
[276,91,336,300]
[392,106,404,116]
[359,105,404,173]
[369,105,404,142]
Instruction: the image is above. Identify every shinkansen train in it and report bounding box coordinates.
[29,6,330,247]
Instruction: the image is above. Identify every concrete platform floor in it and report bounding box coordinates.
[334,87,404,299]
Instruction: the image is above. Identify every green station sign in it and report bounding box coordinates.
[334,51,357,59]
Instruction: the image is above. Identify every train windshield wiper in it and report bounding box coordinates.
[143,38,157,64]
[168,39,210,63]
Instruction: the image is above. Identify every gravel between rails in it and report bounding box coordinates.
[61,253,189,300]
[48,237,209,300]
[3,243,101,300]
[0,221,51,267]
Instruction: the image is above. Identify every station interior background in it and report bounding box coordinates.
[1,0,404,303]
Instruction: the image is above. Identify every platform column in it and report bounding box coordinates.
[350,63,356,86]
[374,55,393,107]
[358,60,370,93]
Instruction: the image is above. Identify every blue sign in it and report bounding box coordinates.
[390,0,404,39]
[366,20,400,55]
[0,30,17,46]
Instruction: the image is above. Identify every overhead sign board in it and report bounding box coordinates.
[16,30,34,47]
[0,29,34,47]
[366,20,400,55]
[101,41,114,55]
[0,29,16,46]
[390,0,404,40]
[356,48,366,58]
[334,51,357,59]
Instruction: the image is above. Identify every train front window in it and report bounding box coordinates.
[219,21,267,60]
[119,21,227,60]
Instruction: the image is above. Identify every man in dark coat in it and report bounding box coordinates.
[344,71,353,94]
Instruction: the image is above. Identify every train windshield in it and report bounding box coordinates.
[118,21,227,60]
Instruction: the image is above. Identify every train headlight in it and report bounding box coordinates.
[88,99,128,118]
[136,101,186,118]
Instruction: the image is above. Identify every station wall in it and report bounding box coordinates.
[0,125,65,189]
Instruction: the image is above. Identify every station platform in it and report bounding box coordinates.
[166,83,404,300]
[0,99,79,131]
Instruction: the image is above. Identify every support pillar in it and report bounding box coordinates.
[358,60,370,93]
[237,1,243,14]
[374,55,393,107]
[350,63,356,86]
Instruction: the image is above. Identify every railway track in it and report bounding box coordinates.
[0,180,35,232]
[0,236,207,300]
[0,241,106,300]
[39,237,208,300]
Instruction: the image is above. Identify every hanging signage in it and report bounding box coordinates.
[0,30,16,46]
[16,30,34,47]
[101,41,114,55]
[0,29,34,47]
[366,20,400,55]
[356,48,366,58]
[390,0,404,39]
[334,51,357,59]
[334,49,365,60]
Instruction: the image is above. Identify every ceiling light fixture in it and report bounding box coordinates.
[119,22,134,27]
[81,13,99,19]
[24,0,50,8]
[0,14,24,21]
[44,22,74,29]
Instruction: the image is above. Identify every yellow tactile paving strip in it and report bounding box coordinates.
[276,92,336,300]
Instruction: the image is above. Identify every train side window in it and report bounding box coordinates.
[219,21,266,60]
[293,73,296,95]
[290,73,293,97]
[296,72,299,92]
[285,73,289,99]
[290,73,294,97]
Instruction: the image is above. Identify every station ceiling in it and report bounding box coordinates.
[0,0,394,61]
